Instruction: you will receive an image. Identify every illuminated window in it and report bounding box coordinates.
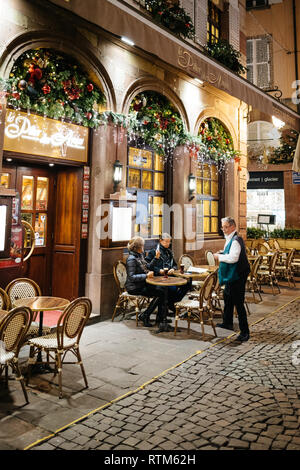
[127,146,165,239]
[207,1,221,44]
[196,162,221,236]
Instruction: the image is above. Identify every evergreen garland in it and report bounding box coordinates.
[199,117,240,162]
[145,0,195,39]
[205,40,247,76]
[3,48,106,128]
[268,129,299,164]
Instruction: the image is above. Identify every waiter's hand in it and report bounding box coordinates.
[213,253,219,261]
[147,271,154,278]
[168,268,175,275]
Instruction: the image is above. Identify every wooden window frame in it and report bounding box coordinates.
[207,0,221,44]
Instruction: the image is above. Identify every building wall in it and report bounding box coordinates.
[245,0,299,109]
[0,0,247,317]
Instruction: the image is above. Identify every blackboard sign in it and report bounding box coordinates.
[247,172,284,189]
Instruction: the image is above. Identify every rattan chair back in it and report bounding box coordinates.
[269,251,279,272]
[257,243,268,254]
[251,255,263,278]
[0,288,9,310]
[5,278,41,309]
[57,297,92,348]
[178,254,194,271]
[199,271,217,308]
[205,250,216,266]
[286,249,295,268]
[114,261,127,293]
[0,306,32,354]
[273,240,281,250]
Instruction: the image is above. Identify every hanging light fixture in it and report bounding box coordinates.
[188,173,196,201]
[113,159,123,192]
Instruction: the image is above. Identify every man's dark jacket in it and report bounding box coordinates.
[146,244,177,276]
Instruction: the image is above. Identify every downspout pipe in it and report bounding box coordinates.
[292,0,300,114]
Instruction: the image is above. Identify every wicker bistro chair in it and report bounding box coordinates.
[27,297,92,399]
[256,251,281,295]
[247,255,263,303]
[0,306,33,404]
[0,288,9,311]
[111,261,151,326]
[174,271,218,339]
[178,254,203,291]
[275,248,296,288]
[205,250,216,266]
[5,278,51,338]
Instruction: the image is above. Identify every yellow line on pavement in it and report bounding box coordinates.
[24,294,300,451]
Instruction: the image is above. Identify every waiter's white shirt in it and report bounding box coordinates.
[218,231,241,264]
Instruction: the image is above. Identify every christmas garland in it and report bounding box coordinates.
[268,129,298,164]
[199,117,240,165]
[204,40,247,76]
[144,0,195,39]
[2,48,106,127]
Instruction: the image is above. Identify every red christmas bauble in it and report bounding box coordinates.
[85,112,92,120]
[42,84,51,95]
[87,83,94,92]
[34,68,43,80]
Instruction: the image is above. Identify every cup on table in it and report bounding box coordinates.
[163,267,169,278]
[180,264,185,274]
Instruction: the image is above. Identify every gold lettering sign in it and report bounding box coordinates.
[3,109,89,163]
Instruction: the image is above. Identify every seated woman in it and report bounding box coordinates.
[125,236,165,327]
[146,233,192,312]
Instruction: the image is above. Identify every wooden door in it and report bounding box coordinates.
[16,166,55,294]
[51,167,83,300]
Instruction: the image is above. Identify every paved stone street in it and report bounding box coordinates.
[29,296,300,451]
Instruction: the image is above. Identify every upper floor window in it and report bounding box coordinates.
[207,0,221,44]
[246,0,269,10]
[247,37,271,89]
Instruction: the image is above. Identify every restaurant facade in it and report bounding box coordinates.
[0,0,299,318]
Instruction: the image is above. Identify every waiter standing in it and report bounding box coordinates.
[213,217,250,342]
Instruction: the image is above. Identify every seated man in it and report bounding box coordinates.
[146,233,191,314]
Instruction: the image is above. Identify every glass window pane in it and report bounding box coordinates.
[21,213,33,248]
[211,200,218,217]
[211,181,219,197]
[21,176,34,210]
[203,164,210,178]
[196,166,202,178]
[36,177,49,211]
[128,169,140,188]
[142,171,152,190]
[128,147,152,169]
[211,217,218,233]
[154,154,164,172]
[152,216,162,237]
[0,173,10,189]
[204,217,210,233]
[204,200,210,216]
[196,179,202,194]
[211,165,218,181]
[153,197,163,216]
[35,213,47,247]
[203,180,210,195]
[154,172,164,191]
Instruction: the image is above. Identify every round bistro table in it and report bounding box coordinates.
[146,276,187,333]
[173,265,218,280]
[14,296,70,373]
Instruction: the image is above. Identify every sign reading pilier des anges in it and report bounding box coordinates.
[3,109,88,163]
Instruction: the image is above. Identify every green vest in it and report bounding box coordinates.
[218,237,239,286]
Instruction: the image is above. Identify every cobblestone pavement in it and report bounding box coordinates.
[31,298,300,451]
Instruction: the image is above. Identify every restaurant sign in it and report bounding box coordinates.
[247,171,284,190]
[3,109,88,163]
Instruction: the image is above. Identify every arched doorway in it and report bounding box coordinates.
[1,48,106,298]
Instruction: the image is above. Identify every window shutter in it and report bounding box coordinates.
[246,39,253,65]
[195,0,208,46]
[180,0,194,23]
[256,37,270,89]
[229,4,240,52]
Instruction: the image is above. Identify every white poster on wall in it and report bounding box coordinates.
[0,205,7,251]
[112,207,132,242]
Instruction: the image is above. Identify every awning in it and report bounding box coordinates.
[49,0,300,131]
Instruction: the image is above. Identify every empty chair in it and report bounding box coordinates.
[111,261,150,325]
[5,278,51,338]
[256,251,281,295]
[205,250,216,266]
[275,248,296,288]
[247,255,263,303]
[0,288,9,311]
[174,271,218,339]
[178,254,195,271]
[0,306,33,404]
[273,239,281,251]
[27,297,92,399]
